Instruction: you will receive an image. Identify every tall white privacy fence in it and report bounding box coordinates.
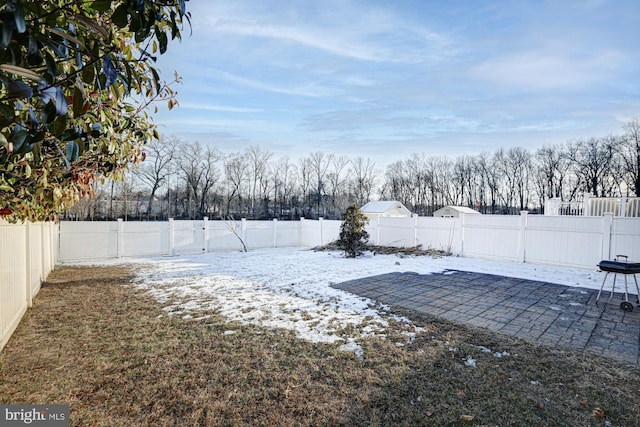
[0,221,58,352]
[3,214,639,353]
[58,213,639,270]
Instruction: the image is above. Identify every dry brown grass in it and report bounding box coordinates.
[1,265,639,426]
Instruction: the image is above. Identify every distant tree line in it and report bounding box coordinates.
[63,118,640,220]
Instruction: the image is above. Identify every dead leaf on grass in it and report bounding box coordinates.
[460,414,474,421]
[593,408,605,418]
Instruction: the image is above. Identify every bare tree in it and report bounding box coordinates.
[297,157,313,217]
[428,156,455,210]
[381,160,409,208]
[567,137,616,197]
[508,147,532,211]
[492,148,514,212]
[453,155,476,208]
[270,156,296,218]
[135,136,176,219]
[320,155,349,216]
[534,144,569,200]
[112,175,141,220]
[223,152,248,217]
[476,152,499,214]
[309,151,333,217]
[246,146,273,218]
[408,154,434,214]
[621,118,640,196]
[350,157,376,206]
[178,142,223,219]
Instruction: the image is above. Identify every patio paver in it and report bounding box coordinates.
[332,270,640,364]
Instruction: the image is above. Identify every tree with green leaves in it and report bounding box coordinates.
[337,204,369,258]
[0,0,189,221]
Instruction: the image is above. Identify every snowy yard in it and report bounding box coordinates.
[83,248,605,355]
[7,249,639,426]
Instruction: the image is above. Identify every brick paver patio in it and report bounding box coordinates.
[333,270,640,364]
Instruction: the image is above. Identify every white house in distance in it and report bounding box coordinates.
[433,205,481,218]
[360,200,412,221]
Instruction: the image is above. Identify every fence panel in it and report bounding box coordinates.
[1,221,57,352]
[299,218,340,247]
[373,216,415,247]
[206,220,245,252]
[28,223,43,298]
[0,223,27,351]
[588,198,621,217]
[415,217,461,253]
[275,220,301,247]
[121,221,170,257]
[59,221,118,260]
[42,223,55,276]
[321,220,340,246]
[526,215,605,269]
[173,220,205,254]
[244,220,278,249]
[462,215,522,261]
[610,218,640,261]
[624,199,640,218]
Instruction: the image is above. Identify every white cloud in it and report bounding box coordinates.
[471,48,626,91]
[178,102,263,113]
[207,69,336,98]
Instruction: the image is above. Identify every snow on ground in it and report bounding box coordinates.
[73,248,606,354]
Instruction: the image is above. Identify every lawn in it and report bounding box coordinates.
[1,258,639,426]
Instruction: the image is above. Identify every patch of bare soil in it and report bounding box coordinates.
[1,265,639,426]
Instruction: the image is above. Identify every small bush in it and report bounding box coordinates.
[337,204,369,258]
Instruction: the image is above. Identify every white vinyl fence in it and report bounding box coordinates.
[545,194,640,217]
[59,218,313,259]
[0,221,58,352]
[58,213,640,270]
[3,214,639,353]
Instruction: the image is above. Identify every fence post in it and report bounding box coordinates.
[413,214,418,247]
[117,218,123,258]
[25,221,33,308]
[319,217,324,246]
[39,222,45,282]
[56,221,61,264]
[168,218,174,256]
[273,218,278,248]
[459,213,465,256]
[518,211,528,263]
[583,192,592,216]
[299,217,305,246]
[376,215,381,246]
[202,217,209,253]
[619,197,627,218]
[545,198,559,216]
[601,212,612,261]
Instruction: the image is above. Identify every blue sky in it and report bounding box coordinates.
[152,0,640,168]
